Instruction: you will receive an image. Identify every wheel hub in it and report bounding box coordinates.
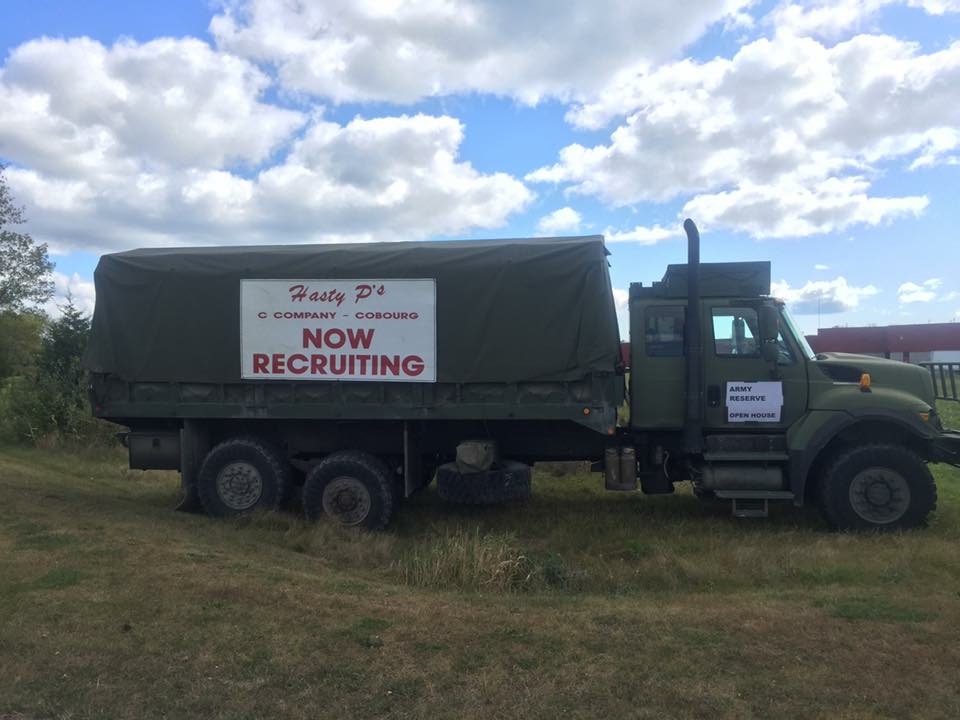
[216,461,264,511]
[848,466,911,524]
[322,476,371,526]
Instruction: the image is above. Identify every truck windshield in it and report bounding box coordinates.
[779,305,816,360]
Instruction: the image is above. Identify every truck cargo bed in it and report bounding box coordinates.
[86,236,624,435]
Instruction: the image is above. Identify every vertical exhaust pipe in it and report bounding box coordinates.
[682,218,703,454]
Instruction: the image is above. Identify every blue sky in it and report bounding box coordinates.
[1,0,959,335]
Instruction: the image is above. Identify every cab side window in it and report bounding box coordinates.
[712,307,758,356]
[645,306,685,357]
[712,307,797,364]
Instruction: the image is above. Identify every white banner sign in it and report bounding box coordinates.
[726,381,783,422]
[240,279,436,382]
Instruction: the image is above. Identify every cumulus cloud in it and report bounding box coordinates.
[681,178,927,238]
[814,263,830,270]
[604,224,679,244]
[210,0,752,104]
[0,37,305,174]
[530,32,959,237]
[1,1,957,261]
[612,287,629,338]
[536,207,582,234]
[0,37,533,252]
[769,0,960,39]
[42,271,96,317]
[771,277,880,313]
[898,278,942,303]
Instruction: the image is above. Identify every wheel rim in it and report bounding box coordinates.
[215,461,264,511]
[322,476,372,526]
[848,466,911,525]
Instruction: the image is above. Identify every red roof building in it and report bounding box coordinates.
[807,323,960,362]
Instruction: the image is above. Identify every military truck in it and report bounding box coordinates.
[85,220,960,530]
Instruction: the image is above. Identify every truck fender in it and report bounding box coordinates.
[788,409,936,506]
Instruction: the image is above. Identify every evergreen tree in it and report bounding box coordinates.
[40,295,91,398]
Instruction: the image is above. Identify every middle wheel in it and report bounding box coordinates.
[303,451,395,530]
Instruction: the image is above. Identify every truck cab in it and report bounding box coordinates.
[624,223,957,530]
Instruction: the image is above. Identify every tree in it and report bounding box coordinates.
[0,164,54,311]
[2,296,95,443]
[0,310,44,378]
[39,295,91,396]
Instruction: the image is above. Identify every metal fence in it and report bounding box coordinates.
[920,362,960,401]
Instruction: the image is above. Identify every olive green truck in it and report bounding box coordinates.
[85,220,960,530]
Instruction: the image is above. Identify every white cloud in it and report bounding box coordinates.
[681,178,927,238]
[536,207,582,234]
[898,278,942,303]
[814,263,830,270]
[769,0,960,39]
[897,283,934,303]
[0,36,533,253]
[0,37,305,174]
[210,0,753,104]
[43,271,96,317]
[604,223,679,244]
[940,290,959,301]
[612,287,629,337]
[531,33,959,238]
[772,277,880,313]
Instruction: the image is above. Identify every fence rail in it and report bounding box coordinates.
[920,362,960,401]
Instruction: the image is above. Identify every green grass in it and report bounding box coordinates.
[940,398,960,430]
[1,412,960,719]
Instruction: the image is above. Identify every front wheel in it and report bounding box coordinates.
[818,444,937,531]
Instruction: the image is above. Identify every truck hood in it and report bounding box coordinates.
[813,352,936,407]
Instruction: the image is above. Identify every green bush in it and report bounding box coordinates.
[0,297,115,447]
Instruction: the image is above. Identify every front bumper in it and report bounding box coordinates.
[931,431,960,468]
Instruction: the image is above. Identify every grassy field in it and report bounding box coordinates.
[1,407,960,719]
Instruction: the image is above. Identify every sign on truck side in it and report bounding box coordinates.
[240,279,437,382]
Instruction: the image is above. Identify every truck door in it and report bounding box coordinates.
[702,302,808,431]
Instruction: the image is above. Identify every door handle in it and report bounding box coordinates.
[707,385,721,407]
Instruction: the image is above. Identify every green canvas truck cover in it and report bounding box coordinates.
[84,236,621,385]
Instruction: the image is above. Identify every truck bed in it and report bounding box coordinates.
[86,236,624,436]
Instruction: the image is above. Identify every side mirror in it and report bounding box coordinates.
[758,305,779,343]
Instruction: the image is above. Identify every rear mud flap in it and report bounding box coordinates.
[175,479,203,513]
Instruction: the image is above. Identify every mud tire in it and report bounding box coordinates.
[303,451,395,531]
[818,443,937,531]
[197,437,290,518]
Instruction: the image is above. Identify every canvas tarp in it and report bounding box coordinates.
[84,236,622,384]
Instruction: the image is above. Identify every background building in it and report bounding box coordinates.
[806,323,960,363]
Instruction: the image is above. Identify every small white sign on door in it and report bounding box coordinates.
[725,381,784,423]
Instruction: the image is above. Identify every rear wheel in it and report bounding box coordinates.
[818,444,937,531]
[303,451,395,530]
[197,437,290,517]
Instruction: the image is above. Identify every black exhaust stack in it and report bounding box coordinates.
[682,218,703,454]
